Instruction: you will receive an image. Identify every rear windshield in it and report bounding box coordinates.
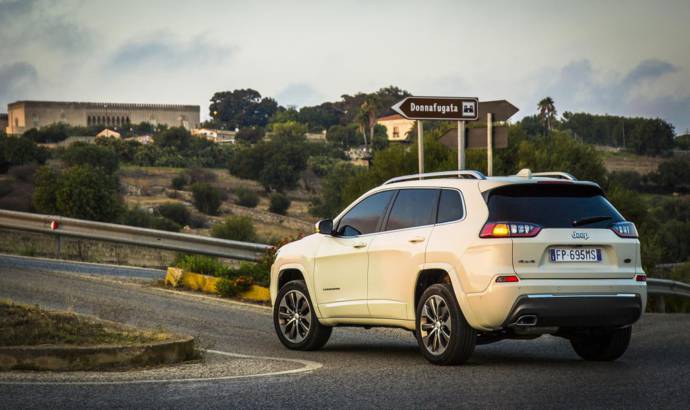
[486,183,624,228]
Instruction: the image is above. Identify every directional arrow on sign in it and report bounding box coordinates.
[392,96,479,121]
[473,100,519,122]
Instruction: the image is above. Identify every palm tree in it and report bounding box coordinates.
[537,97,557,135]
[356,95,380,151]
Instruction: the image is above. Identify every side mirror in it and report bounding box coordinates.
[315,219,334,235]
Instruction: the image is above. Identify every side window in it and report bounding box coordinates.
[385,189,439,231]
[437,189,464,223]
[337,190,395,237]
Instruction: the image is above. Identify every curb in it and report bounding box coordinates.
[0,336,195,372]
[165,267,270,302]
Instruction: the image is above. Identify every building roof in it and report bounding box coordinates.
[377,113,408,122]
[7,100,199,111]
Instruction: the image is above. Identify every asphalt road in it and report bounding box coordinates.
[1,258,689,409]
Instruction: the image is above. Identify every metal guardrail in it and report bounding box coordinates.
[0,209,272,262]
[647,278,690,298]
[1,210,689,297]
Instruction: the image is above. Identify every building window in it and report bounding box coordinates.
[393,126,400,139]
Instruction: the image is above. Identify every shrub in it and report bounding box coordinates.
[121,207,180,232]
[211,216,257,242]
[174,254,230,277]
[191,182,223,215]
[157,202,191,226]
[269,193,291,215]
[189,213,208,229]
[216,276,253,298]
[235,187,259,208]
[0,136,49,172]
[170,174,188,190]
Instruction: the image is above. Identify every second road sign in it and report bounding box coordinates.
[392,96,479,121]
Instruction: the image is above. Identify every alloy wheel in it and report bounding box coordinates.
[278,290,312,343]
[420,295,452,355]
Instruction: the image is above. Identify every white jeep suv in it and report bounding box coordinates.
[270,170,647,365]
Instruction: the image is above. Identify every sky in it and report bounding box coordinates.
[1,0,690,133]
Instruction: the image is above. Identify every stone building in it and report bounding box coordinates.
[5,100,200,135]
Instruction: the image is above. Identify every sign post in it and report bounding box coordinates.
[487,113,493,176]
[417,121,424,177]
[458,120,466,170]
[392,96,478,173]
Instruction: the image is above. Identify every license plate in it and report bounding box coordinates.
[550,248,602,263]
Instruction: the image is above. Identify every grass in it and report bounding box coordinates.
[0,301,171,347]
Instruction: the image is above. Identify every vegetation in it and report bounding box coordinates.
[0,135,49,173]
[235,187,259,208]
[211,216,257,242]
[191,182,223,215]
[0,301,168,346]
[59,142,120,174]
[157,203,191,227]
[269,193,291,215]
[120,206,180,232]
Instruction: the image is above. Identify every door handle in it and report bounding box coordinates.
[353,242,367,249]
[409,236,425,243]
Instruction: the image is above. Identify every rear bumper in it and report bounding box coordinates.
[502,294,642,328]
[462,278,647,331]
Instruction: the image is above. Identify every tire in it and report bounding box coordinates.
[570,326,632,361]
[415,283,476,365]
[273,280,332,351]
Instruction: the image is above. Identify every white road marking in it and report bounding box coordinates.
[0,349,322,386]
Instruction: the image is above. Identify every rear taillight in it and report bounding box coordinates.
[635,274,647,282]
[480,222,542,238]
[496,275,519,283]
[610,221,638,238]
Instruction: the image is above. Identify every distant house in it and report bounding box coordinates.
[132,135,154,145]
[97,128,121,139]
[191,128,236,144]
[377,114,414,142]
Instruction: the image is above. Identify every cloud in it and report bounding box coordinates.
[0,62,39,103]
[107,33,234,71]
[530,58,690,131]
[0,0,93,54]
[276,83,322,107]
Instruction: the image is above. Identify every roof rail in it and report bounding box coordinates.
[383,170,487,185]
[531,172,577,181]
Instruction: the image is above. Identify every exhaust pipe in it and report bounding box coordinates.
[513,314,538,327]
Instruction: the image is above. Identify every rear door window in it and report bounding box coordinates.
[385,189,439,231]
[486,184,624,228]
[337,190,395,236]
[437,189,464,223]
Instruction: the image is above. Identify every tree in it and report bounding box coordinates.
[326,124,361,149]
[356,95,380,149]
[0,136,49,172]
[235,187,259,208]
[191,182,223,215]
[60,143,119,174]
[235,127,265,144]
[32,165,122,221]
[153,127,192,151]
[209,89,279,129]
[537,97,557,134]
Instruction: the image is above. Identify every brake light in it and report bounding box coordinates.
[635,274,647,282]
[496,275,519,283]
[480,222,542,238]
[610,221,638,238]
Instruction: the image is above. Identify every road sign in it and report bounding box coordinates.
[473,100,519,123]
[392,96,479,121]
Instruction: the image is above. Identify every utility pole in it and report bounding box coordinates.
[487,113,493,176]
